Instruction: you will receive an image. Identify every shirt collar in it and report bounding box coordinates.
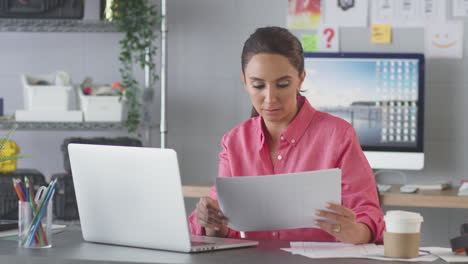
[255,96,316,151]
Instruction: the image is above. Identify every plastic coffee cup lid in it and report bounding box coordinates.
[385,210,424,222]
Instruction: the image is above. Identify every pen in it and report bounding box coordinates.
[25,177,47,246]
[25,179,57,246]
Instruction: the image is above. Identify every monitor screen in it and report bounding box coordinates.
[302,53,425,170]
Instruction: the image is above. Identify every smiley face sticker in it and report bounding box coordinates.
[426,21,463,58]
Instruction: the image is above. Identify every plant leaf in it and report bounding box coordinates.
[0,154,30,163]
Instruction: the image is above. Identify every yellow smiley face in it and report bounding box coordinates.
[432,32,458,48]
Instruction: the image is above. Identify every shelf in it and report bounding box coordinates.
[0,119,155,131]
[379,185,468,209]
[0,19,118,32]
[182,184,468,209]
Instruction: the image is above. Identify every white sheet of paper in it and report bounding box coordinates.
[453,0,468,17]
[318,26,339,52]
[422,247,468,262]
[282,242,438,262]
[216,169,341,232]
[323,0,368,27]
[371,0,446,27]
[425,21,464,58]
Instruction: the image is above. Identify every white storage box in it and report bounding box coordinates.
[22,73,72,111]
[78,87,123,122]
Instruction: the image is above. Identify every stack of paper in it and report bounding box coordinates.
[422,247,468,263]
[281,242,438,262]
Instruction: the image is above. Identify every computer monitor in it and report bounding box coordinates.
[302,52,425,170]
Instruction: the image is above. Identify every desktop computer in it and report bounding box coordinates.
[302,52,425,170]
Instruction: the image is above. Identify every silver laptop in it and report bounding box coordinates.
[68,143,258,253]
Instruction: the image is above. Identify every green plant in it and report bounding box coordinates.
[111,0,160,133]
[0,124,29,163]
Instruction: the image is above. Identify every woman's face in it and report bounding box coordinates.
[242,53,305,124]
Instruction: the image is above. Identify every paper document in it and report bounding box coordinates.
[216,169,341,231]
[282,242,438,262]
[422,247,468,263]
[371,0,446,28]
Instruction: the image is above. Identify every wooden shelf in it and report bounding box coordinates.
[182,184,468,209]
[379,185,468,209]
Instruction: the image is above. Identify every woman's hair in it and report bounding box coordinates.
[241,26,304,117]
[241,26,304,76]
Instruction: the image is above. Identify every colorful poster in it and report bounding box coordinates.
[425,21,464,58]
[301,34,319,52]
[287,0,321,29]
[324,0,368,27]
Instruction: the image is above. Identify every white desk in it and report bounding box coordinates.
[0,226,446,264]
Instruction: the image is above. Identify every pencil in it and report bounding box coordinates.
[25,177,47,246]
[24,179,57,246]
[12,179,25,201]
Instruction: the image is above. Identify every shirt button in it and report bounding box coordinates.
[277,155,282,160]
[291,139,296,143]
[280,136,284,140]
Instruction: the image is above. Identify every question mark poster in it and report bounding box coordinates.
[318,26,339,52]
[287,0,321,29]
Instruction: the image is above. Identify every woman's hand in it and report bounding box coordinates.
[196,197,229,237]
[314,202,372,244]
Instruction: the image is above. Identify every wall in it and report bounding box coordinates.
[167,0,468,246]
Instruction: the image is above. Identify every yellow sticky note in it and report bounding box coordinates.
[301,34,318,52]
[371,24,392,44]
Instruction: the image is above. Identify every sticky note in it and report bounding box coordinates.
[371,24,392,44]
[301,34,318,52]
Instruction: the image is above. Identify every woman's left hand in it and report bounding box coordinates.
[314,202,372,244]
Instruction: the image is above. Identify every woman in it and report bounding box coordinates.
[188,26,385,244]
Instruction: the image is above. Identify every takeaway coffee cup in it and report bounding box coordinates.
[384,210,423,258]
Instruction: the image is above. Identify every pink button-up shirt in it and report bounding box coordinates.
[189,96,385,243]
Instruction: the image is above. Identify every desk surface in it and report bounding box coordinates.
[182,184,468,209]
[0,227,446,264]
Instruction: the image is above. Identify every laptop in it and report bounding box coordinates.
[68,143,258,253]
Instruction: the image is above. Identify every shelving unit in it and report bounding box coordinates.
[0,119,156,130]
[0,119,157,147]
[0,19,118,32]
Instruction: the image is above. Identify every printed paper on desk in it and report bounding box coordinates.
[216,169,341,231]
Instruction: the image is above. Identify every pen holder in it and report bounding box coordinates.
[18,200,53,248]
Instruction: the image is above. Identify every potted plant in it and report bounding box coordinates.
[110,0,161,133]
[0,125,29,167]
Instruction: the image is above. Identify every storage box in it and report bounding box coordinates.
[78,87,123,122]
[22,74,72,111]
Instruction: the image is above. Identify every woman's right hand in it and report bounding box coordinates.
[196,197,229,237]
